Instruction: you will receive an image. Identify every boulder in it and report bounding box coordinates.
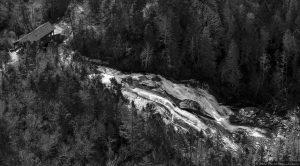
[179,99,214,120]
[179,99,201,111]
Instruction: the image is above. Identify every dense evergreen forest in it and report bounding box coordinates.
[0,0,300,165]
[0,0,299,109]
[68,0,300,109]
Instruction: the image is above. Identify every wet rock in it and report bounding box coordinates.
[179,99,214,120]
[151,75,161,82]
[179,99,201,111]
[239,107,259,118]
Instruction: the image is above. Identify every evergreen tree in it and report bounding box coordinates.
[43,0,70,22]
[283,29,299,79]
[0,1,9,30]
[220,39,242,89]
[283,29,298,55]
[140,43,153,70]
[198,26,217,79]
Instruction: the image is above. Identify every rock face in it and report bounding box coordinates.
[179,99,215,120]
[230,107,260,125]
[89,66,269,153]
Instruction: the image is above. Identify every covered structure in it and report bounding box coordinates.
[13,22,54,47]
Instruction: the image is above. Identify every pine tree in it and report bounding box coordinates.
[198,26,217,79]
[283,29,299,79]
[285,0,299,28]
[140,24,155,70]
[140,43,153,70]
[144,23,155,45]
[272,52,288,98]
[0,2,9,29]
[256,53,270,95]
[165,10,181,70]
[253,28,271,96]
[220,39,242,88]
[283,30,298,55]
[112,34,124,63]
[42,0,70,22]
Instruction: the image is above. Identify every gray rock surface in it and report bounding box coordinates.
[179,99,215,120]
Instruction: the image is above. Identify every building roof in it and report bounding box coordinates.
[16,22,54,44]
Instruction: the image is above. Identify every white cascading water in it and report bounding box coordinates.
[90,66,267,151]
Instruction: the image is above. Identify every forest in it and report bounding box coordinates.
[68,0,300,110]
[0,0,299,166]
[0,0,299,109]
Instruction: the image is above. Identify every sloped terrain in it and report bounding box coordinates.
[2,1,300,163]
[5,20,299,165]
[90,64,270,149]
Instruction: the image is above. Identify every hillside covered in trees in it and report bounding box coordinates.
[0,0,300,166]
[0,0,300,108]
[67,0,300,109]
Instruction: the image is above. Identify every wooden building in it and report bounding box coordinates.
[13,22,55,47]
